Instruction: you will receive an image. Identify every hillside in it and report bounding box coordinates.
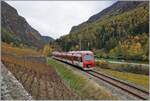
[1,43,79,100]
[56,1,149,61]
[42,36,54,44]
[70,1,148,33]
[1,1,54,48]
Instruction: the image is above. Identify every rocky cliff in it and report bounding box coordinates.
[1,1,54,48]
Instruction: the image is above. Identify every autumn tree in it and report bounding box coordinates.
[42,44,53,56]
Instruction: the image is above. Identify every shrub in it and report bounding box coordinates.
[95,60,109,69]
[116,64,149,75]
[108,64,149,75]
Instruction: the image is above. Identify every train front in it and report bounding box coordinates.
[82,51,94,70]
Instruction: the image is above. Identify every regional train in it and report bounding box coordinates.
[52,51,94,70]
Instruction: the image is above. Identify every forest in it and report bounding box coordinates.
[56,2,149,61]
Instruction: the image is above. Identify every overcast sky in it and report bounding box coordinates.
[6,1,116,39]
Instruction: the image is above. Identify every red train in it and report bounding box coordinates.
[52,51,94,70]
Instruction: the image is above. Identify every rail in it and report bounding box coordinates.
[87,70,149,100]
[54,58,149,100]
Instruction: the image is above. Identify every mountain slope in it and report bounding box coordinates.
[70,1,148,33]
[42,36,54,44]
[87,1,148,23]
[56,1,149,61]
[1,1,54,48]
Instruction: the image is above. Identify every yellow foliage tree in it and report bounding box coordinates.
[129,42,143,55]
[75,45,80,50]
[42,44,53,56]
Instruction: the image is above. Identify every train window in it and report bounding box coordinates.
[75,56,78,61]
[78,57,82,62]
[80,57,82,62]
[84,54,92,61]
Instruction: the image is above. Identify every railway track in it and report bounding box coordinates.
[87,70,149,100]
[53,58,149,100]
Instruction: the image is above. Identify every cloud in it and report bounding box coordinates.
[6,1,116,39]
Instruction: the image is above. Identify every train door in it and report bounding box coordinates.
[78,56,83,67]
[77,57,80,66]
[71,53,74,64]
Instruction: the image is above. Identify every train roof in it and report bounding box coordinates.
[69,51,93,54]
[52,51,93,55]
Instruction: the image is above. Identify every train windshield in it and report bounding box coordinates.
[84,54,92,61]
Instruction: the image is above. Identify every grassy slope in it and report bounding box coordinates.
[47,58,117,100]
[95,68,149,90]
